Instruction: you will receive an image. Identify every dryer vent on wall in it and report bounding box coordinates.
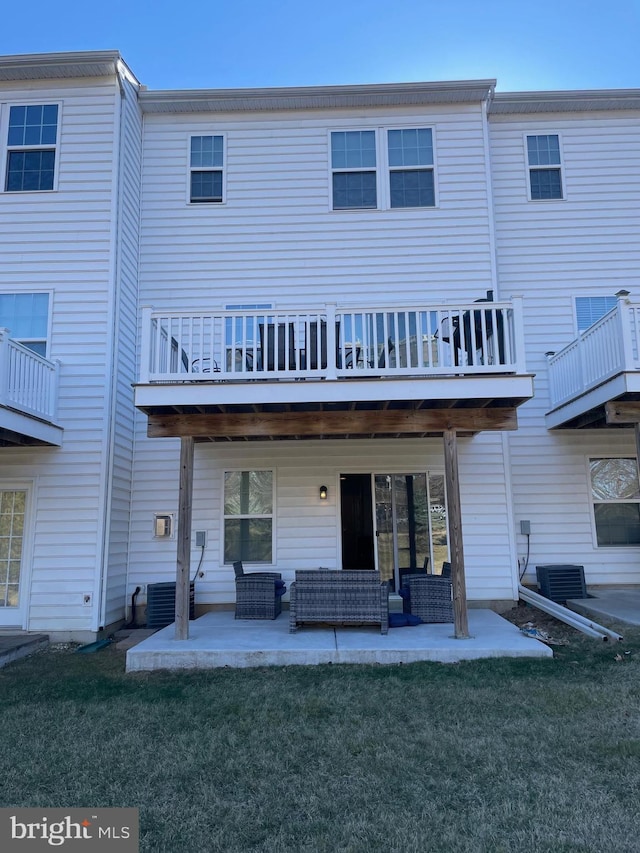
[146,581,195,629]
[535,565,588,603]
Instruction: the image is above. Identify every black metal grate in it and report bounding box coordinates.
[146,581,195,629]
[535,564,587,603]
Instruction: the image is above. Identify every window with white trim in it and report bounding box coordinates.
[5,104,58,192]
[590,458,640,547]
[331,130,377,210]
[575,296,617,333]
[0,293,50,356]
[330,128,436,210]
[223,470,273,563]
[189,135,224,203]
[526,134,563,200]
[388,128,435,208]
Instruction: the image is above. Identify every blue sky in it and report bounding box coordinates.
[2,0,639,92]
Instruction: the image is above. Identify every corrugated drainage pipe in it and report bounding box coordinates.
[518,583,623,642]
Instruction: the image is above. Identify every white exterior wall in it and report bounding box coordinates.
[128,433,515,606]
[129,99,518,605]
[0,75,132,635]
[102,76,142,628]
[490,108,640,586]
[139,103,495,310]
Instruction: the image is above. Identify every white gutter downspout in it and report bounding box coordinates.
[518,583,623,641]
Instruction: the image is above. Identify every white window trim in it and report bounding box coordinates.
[385,126,438,211]
[221,469,276,566]
[524,131,565,202]
[187,132,227,205]
[0,101,61,194]
[0,290,53,358]
[587,456,640,549]
[328,125,438,212]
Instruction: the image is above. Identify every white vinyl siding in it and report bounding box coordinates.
[128,435,515,605]
[0,76,129,636]
[491,110,640,586]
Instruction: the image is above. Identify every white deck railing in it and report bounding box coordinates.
[139,299,526,384]
[548,298,639,409]
[0,329,60,422]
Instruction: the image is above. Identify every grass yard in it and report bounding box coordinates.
[1,611,639,853]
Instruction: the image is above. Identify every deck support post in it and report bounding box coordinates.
[443,428,470,639]
[175,436,194,640]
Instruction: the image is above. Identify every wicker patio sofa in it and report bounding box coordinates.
[289,569,389,634]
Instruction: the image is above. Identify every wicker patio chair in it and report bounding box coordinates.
[404,575,454,623]
[233,560,286,620]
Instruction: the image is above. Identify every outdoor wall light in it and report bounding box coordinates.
[319,485,328,500]
[615,289,631,299]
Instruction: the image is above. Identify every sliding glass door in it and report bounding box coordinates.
[374,473,448,590]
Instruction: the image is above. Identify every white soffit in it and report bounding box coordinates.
[491,89,640,114]
[139,80,497,114]
[0,51,137,84]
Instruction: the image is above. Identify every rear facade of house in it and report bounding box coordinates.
[0,51,637,638]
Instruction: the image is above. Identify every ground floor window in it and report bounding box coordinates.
[223,470,273,563]
[590,458,640,546]
[0,490,25,607]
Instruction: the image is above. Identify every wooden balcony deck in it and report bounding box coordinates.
[135,300,533,438]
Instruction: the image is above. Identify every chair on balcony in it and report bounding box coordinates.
[233,560,286,620]
[439,291,505,366]
[258,322,297,371]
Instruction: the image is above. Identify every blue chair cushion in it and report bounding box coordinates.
[389,612,409,628]
[406,613,423,626]
[398,586,410,599]
[274,579,286,590]
[275,585,287,597]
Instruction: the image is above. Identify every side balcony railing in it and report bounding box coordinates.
[140,299,526,384]
[548,298,639,410]
[0,329,60,423]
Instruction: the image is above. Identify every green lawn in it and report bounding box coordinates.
[1,619,639,853]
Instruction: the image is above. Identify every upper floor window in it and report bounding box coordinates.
[575,296,617,333]
[388,128,435,208]
[331,130,377,210]
[526,134,563,200]
[190,135,224,203]
[5,104,58,192]
[0,293,50,356]
[330,128,436,211]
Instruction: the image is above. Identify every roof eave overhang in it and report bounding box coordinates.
[491,89,640,115]
[139,79,496,114]
[0,50,139,85]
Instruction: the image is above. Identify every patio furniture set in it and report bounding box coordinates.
[233,562,454,631]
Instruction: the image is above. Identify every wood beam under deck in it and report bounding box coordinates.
[443,429,469,639]
[148,407,518,440]
[175,437,194,640]
[605,401,640,424]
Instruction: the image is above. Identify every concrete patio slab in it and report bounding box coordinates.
[0,633,48,668]
[125,609,551,671]
[567,589,640,627]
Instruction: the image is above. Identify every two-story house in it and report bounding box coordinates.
[1,50,638,641]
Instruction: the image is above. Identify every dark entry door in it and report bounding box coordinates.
[340,474,375,570]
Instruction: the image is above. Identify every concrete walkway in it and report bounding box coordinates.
[0,633,48,668]
[125,609,552,671]
[567,589,640,627]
